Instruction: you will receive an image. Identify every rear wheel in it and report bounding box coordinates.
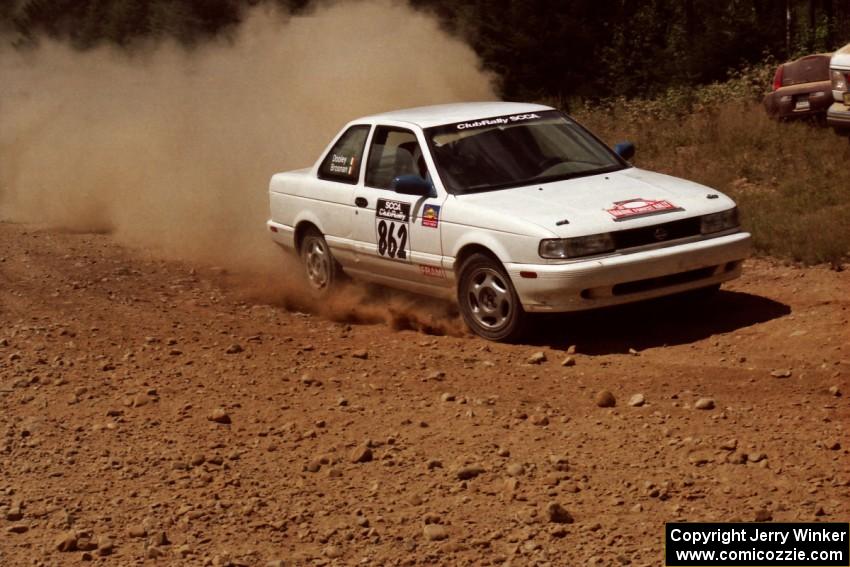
[299,229,339,295]
[457,253,526,342]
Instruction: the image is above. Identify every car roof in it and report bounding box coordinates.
[359,102,554,129]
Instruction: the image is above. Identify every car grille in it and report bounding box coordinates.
[611,216,702,250]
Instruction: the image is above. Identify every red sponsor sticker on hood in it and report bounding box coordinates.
[606,198,682,221]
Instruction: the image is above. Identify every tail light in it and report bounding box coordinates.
[832,69,848,92]
[772,65,784,91]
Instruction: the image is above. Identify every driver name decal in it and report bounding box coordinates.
[375,199,411,261]
[329,153,357,176]
[606,198,683,221]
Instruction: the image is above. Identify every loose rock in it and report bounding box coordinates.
[549,455,569,471]
[324,545,343,558]
[55,531,78,552]
[350,444,373,463]
[527,351,547,364]
[628,394,645,407]
[97,536,114,556]
[456,464,485,480]
[208,408,231,424]
[694,398,715,410]
[594,390,616,408]
[506,462,525,476]
[423,524,448,541]
[6,524,29,534]
[770,369,792,378]
[545,502,574,524]
[225,343,243,354]
[530,414,549,426]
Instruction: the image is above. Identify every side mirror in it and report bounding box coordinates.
[392,174,434,197]
[614,141,636,161]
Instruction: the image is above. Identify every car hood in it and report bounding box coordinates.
[449,168,736,238]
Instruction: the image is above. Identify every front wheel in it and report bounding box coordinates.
[299,230,339,295]
[457,253,526,342]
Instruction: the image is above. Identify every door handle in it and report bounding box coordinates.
[355,197,368,208]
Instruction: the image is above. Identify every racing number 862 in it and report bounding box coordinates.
[377,220,408,260]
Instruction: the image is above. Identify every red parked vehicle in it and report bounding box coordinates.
[763,53,833,120]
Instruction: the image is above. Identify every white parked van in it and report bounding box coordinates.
[827,43,850,133]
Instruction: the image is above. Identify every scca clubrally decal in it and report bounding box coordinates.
[375,198,411,260]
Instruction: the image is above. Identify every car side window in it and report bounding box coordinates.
[365,126,428,190]
[318,125,370,184]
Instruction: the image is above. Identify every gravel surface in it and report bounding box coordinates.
[0,222,847,566]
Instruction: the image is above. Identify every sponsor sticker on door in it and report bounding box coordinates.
[422,204,440,228]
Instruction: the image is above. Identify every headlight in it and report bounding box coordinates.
[701,208,739,235]
[539,233,615,259]
[831,69,848,92]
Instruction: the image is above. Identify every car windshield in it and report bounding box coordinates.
[424,110,627,194]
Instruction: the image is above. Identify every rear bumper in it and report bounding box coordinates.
[827,102,850,129]
[267,220,296,249]
[764,84,833,119]
[505,232,751,313]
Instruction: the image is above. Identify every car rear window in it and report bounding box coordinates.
[782,55,830,86]
[318,125,370,184]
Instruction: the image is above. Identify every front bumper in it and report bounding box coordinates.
[506,232,752,312]
[827,102,850,130]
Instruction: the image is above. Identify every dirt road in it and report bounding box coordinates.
[0,221,847,566]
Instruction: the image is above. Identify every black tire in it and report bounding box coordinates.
[299,229,340,295]
[457,253,526,342]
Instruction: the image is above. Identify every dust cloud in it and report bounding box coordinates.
[0,1,495,333]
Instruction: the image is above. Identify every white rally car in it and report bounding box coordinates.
[267,102,751,341]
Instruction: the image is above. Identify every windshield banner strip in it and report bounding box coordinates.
[453,112,548,131]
